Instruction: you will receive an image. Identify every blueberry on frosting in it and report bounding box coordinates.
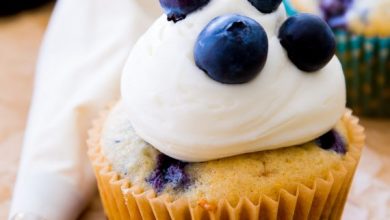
[159,0,210,22]
[194,14,268,84]
[315,129,346,154]
[147,154,190,192]
[278,13,336,72]
[248,0,283,13]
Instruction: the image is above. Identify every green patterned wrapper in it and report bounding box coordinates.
[283,0,390,116]
[334,31,390,116]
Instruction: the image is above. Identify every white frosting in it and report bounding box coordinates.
[121,0,346,162]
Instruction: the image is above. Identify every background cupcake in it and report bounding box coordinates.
[284,0,390,116]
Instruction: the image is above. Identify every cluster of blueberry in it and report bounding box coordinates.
[160,0,336,84]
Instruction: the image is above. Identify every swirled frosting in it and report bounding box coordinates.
[121,0,346,162]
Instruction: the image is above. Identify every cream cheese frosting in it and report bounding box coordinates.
[121,0,346,162]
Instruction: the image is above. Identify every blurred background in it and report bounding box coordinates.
[0,0,389,219]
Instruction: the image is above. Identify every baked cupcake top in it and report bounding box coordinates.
[121,0,345,162]
[101,102,351,202]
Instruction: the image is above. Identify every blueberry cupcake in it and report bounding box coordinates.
[284,0,390,116]
[88,0,365,219]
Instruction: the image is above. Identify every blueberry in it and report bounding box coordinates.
[147,170,165,192]
[166,165,190,186]
[278,13,336,72]
[315,129,346,154]
[159,0,210,22]
[146,154,190,192]
[248,0,283,13]
[194,14,268,84]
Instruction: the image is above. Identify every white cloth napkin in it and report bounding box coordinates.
[9,0,161,219]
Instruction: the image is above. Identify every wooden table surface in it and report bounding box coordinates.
[0,3,389,219]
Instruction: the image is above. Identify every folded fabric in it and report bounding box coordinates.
[9,0,161,219]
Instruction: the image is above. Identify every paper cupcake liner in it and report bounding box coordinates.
[335,31,390,116]
[87,109,364,220]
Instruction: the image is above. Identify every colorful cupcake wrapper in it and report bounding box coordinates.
[335,31,390,116]
[87,109,364,220]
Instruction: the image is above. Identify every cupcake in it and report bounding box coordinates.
[88,0,365,219]
[284,0,390,116]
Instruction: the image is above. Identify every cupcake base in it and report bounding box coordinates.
[87,110,364,220]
